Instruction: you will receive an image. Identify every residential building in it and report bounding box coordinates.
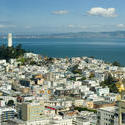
[17,101,45,121]
[0,107,15,124]
[97,106,118,125]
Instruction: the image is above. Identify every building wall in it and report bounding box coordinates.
[17,102,45,121]
[119,101,125,125]
[0,109,15,123]
[97,108,118,125]
[86,101,94,109]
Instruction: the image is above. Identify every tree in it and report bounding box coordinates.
[7,100,14,106]
[74,107,97,113]
[89,72,95,78]
[78,77,86,81]
[90,56,94,59]
[112,61,121,67]
[100,74,118,93]
[68,77,76,81]
[71,65,82,74]
[0,44,26,61]
[30,61,37,65]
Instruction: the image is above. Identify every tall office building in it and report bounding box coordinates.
[17,101,45,121]
[8,33,12,47]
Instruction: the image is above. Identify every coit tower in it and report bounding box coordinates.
[8,33,12,47]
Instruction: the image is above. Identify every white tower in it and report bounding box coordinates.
[8,33,12,47]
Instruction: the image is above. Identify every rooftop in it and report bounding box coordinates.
[99,106,118,112]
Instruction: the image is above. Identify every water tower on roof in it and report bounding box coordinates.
[8,33,12,47]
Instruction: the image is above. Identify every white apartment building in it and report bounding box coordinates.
[96,87,109,96]
[97,106,118,125]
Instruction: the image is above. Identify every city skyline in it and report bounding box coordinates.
[0,0,125,33]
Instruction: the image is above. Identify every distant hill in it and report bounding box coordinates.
[1,31,125,38]
[48,31,125,38]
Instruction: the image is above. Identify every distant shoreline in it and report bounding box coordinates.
[1,31,125,39]
[0,37,125,66]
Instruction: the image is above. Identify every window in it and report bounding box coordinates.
[122,113,125,123]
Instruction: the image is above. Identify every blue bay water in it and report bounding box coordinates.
[0,37,125,65]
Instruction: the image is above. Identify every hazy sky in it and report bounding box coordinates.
[0,0,125,33]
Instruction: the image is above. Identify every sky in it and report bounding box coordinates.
[0,0,125,33]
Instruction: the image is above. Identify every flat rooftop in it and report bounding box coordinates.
[99,106,118,112]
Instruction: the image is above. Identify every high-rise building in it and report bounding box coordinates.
[17,101,45,121]
[8,33,12,47]
[0,107,15,123]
